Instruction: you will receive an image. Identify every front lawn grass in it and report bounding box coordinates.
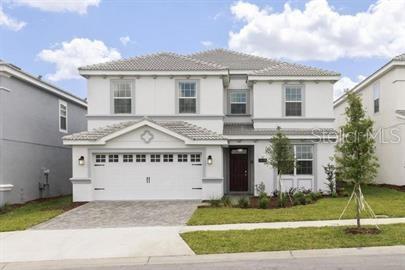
[181,223,405,254]
[0,196,80,232]
[188,185,405,225]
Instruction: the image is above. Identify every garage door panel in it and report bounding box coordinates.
[92,153,202,200]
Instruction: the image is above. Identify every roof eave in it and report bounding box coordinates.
[0,64,87,107]
[79,70,229,77]
[248,75,340,81]
[334,60,405,108]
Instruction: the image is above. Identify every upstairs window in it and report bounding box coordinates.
[285,86,303,117]
[373,82,380,113]
[112,80,133,114]
[59,100,67,132]
[229,90,248,114]
[178,81,197,113]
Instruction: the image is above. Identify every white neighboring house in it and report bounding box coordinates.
[334,54,405,187]
[63,49,340,202]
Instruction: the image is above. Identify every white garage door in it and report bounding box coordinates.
[92,152,203,200]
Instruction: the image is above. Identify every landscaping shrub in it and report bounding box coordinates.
[255,182,266,197]
[259,196,269,209]
[304,195,313,204]
[293,191,307,205]
[238,197,249,208]
[209,199,221,207]
[221,196,232,207]
[309,192,321,201]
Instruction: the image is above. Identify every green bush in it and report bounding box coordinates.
[238,197,249,208]
[309,192,321,201]
[221,196,232,207]
[304,195,313,204]
[209,199,221,208]
[259,196,269,209]
[293,191,306,205]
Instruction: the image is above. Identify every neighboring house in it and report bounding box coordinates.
[334,54,405,186]
[63,49,340,202]
[0,61,87,206]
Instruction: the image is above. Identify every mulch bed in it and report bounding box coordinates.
[344,227,381,235]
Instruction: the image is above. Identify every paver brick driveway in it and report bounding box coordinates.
[33,200,200,230]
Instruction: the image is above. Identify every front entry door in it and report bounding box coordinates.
[229,148,249,192]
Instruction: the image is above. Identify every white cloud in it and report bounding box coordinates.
[10,0,100,14]
[38,38,121,81]
[333,75,365,100]
[201,40,213,47]
[0,6,26,31]
[119,36,131,46]
[229,0,405,61]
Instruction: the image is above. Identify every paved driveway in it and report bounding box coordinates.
[33,200,200,230]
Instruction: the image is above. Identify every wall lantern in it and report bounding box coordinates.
[207,155,213,165]
[78,156,85,166]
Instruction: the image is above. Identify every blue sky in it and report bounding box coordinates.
[1,0,403,99]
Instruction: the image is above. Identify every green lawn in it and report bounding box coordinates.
[188,186,405,225]
[0,196,79,232]
[181,224,405,254]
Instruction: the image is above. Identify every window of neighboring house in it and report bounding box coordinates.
[229,90,248,114]
[295,145,313,175]
[178,81,197,113]
[373,82,380,113]
[112,80,133,114]
[59,100,68,132]
[285,86,303,116]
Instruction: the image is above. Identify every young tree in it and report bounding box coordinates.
[335,92,379,228]
[265,127,295,203]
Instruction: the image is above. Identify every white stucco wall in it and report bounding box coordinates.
[334,66,405,186]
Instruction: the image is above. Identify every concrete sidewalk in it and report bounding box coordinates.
[0,226,193,263]
[1,217,405,263]
[182,217,405,232]
[1,246,404,270]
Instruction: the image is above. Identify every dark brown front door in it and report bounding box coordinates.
[229,148,248,192]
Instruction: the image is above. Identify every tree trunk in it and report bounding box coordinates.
[278,173,282,201]
[355,184,361,228]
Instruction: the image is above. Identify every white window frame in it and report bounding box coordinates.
[190,154,201,163]
[111,79,134,114]
[373,81,380,114]
[95,154,106,163]
[228,89,249,115]
[123,154,133,163]
[284,85,304,117]
[294,145,314,176]
[108,154,119,163]
[151,154,161,162]
[135,154,146,162]
[176,80,199,114]
[163,154,174,162]
[59,100,68,133]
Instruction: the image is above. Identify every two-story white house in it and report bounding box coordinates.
[63,49,340,201]
[334,53,405,187]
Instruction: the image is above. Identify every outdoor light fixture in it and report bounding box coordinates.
[207,155,213,165]
[78,156,85,165]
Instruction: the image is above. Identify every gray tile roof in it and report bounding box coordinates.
[393,53,405,61]
[396,110,405,116]
[223,123,337,136]
[63,119,224,141]
[79,52,227,71]
[252,62,340,76]
[190,48,281,70]
[191,48,339,76]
